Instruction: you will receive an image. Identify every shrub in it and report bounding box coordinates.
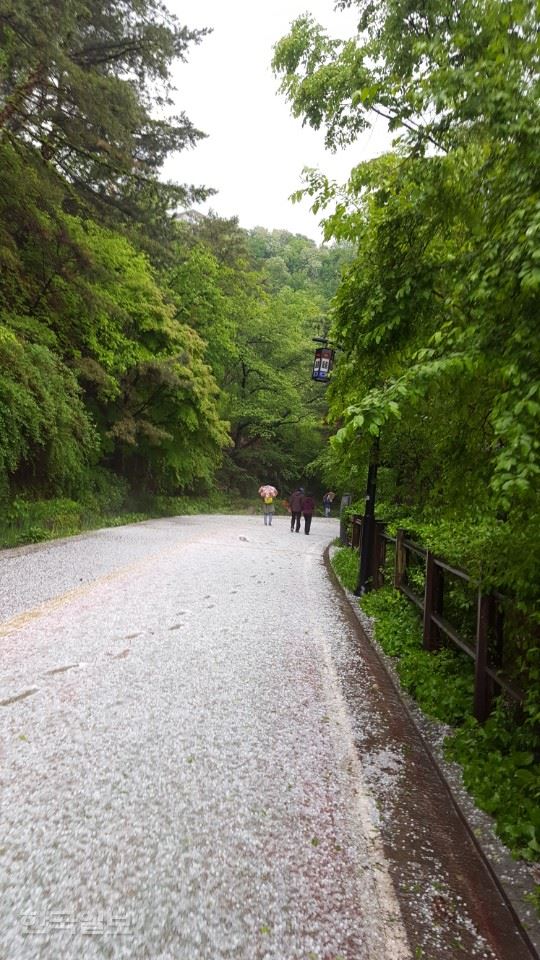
[331,545,359,592]
[330,553,540,870]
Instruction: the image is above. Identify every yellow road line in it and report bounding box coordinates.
[0,533,208,639]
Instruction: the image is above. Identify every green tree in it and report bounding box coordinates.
[0,0,212,222]
[220,283,327,492]
[273,0,540,606]
[0,322,98,497]
[49,219,230,493]
[274,4,540,860]
[167,216,345,495]
[0,0,232,500]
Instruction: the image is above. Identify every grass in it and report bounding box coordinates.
[0,491,265,549]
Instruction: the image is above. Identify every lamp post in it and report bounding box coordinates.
[309,336,380,593]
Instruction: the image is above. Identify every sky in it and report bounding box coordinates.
[163,0,390,242]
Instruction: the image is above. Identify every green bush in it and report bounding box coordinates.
[360,584,473,725]
[0,485,261,548]
[106,513,149,528]
[331,545,359,592]
[1,496,82,546]
[330,554,540,871]
[445,705,540,861]
[398,648,474,726]
[81,468,130,518]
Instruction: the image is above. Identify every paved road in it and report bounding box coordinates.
[0,515,534,960]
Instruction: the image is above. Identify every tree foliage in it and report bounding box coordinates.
[169,219,351,493]
[273,0,540,610]
[0,0,212,221]
[0,1,348,507]
[0,0,229,499]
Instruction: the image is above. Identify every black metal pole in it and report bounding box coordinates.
[354,435,379,596]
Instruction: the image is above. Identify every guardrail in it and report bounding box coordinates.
[349,516,523,722]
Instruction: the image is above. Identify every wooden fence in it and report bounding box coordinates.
[350,516,523,722]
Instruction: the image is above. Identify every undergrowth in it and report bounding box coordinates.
[0,491,260,549]
[445,707,540,862]
[359,585,474,727]
[331,544,359,592]
[331,547,540,872]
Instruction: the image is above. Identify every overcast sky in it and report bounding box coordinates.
[163,1,390,242]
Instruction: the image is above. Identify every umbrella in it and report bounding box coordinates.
[324,491,336,501]
[258,484,278,498]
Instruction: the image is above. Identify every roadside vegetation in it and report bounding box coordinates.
[0,0,352,548]
[0,490,262,549]
[331,545,540,903]
[277,0,540,886]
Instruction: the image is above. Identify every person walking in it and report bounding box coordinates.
[301,493,315,535]
[262,493,275,526]
[322,491,335,518]
[288,487,304,533]
[258,484,278,526]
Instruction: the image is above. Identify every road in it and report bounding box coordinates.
[0,514,535,959]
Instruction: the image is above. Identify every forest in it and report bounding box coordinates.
[0,0,350,544]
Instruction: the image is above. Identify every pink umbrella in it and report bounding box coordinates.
[258,484,278,498]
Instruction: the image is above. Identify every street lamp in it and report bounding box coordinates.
[309,337,380,594]
[311,336,350,540]
[311,336,335,383]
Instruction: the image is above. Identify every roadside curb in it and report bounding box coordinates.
[324,544,540,960]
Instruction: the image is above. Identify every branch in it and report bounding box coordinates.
[370,104,447,154]
[0,63,46,132]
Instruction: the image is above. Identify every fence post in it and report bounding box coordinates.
[474,592,495,722]
[493,600,504,670]
[351,516,362,550]
[339,493,352,546]
[423,552,443,651]
[394,529,406,589]
[373,521,385,589]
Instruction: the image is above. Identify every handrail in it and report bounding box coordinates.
[404,539,427,559]
[400,583,424,611]
[347,518,525,721]
[433,556,471,583]
[430,612,475,657]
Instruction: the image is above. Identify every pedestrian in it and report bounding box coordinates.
[288,487,304,533]
[301,492,315,535]
[262,492,275,526]
[322,491,335,518]
[258,484,278,526]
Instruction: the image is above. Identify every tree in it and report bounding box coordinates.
[0,0,234,499]
[46,218,230,493]
[273,0,540,603]
[167,216,347,495]
[0,0,212,222]
[0,322,98,497]
[0,142,228,497]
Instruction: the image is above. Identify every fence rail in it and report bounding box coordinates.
[349,515,523,721]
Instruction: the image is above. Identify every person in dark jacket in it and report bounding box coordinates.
[322,491,335,517]
[288,487,304,532]
[301,493,315,534]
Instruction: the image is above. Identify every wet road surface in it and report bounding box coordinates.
[0,515,535,959]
